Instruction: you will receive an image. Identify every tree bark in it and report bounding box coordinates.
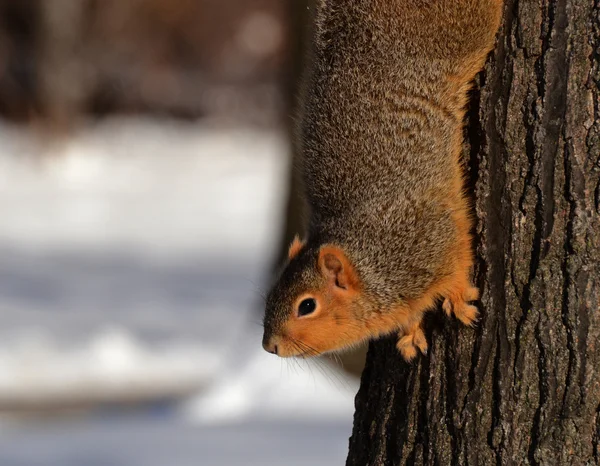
[347,1,600,464]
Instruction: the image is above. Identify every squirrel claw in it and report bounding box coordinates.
[443,286,479,327]
[397,324,428,361]
[442,298,453,316]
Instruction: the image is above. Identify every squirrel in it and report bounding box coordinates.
[263,0,503,361]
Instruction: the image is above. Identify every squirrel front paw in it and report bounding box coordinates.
[397,323,428,361]
[442,286,479,327]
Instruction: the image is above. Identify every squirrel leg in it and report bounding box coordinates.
[396,321,428,361]
[442,283,479,327]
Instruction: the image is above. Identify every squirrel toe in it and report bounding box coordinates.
[397,325,428,361]
[443,287,479,327]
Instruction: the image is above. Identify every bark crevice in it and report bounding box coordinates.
[346,1,600,464]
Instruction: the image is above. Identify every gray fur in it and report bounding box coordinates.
[265,0,502,331]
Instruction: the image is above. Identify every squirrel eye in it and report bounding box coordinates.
[298,298,317,317]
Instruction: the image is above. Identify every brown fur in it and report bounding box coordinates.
[263,0,504,360]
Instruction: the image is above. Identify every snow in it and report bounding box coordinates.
[0,418,352,466]
[0,119,285,258]
[0,328,219,407]
[184,327,358,424]
[0,118,358,465]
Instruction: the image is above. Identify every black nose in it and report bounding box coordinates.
[262,335,279,355]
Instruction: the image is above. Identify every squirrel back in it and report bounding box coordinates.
[264,0,503,360]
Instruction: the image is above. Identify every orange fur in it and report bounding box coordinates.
[273,246,368,358]
[288,235,305,260]
[271,224,480,360]
[398,320,428,361]
[391,201,479,357]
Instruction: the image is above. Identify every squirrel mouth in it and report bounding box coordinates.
[294,348,321,359]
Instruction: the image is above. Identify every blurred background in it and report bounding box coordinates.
[0,1,365,465]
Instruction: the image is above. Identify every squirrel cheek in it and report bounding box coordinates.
[285,320,324,354]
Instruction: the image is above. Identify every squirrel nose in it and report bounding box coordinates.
[262,337,279,355]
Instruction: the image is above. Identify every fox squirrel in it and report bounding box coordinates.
[263,0,503,361]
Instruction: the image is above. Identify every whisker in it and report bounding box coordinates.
[297,340,354,390]
[245,277,268,301]
[291,340,347,388]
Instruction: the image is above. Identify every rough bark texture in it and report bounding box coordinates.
[347,1,600,464]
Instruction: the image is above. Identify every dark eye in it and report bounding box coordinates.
[298,298,317,317]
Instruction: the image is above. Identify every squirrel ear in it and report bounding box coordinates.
[318,245,360,290]
[288,235,305,260]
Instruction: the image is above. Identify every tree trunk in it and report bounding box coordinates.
[347,1,600,464]
[38,0,88,126]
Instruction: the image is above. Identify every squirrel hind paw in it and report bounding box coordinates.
[442,286,479,327]
[397,325,428,361]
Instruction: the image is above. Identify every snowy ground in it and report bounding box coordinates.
[0,418,352,466]
[0,118,358,465]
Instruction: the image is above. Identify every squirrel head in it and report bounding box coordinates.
[262,236,368,358]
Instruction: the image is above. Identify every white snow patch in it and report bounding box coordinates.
[0,328,219,406]
[183,327,358,424]
[0,118,289,261]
